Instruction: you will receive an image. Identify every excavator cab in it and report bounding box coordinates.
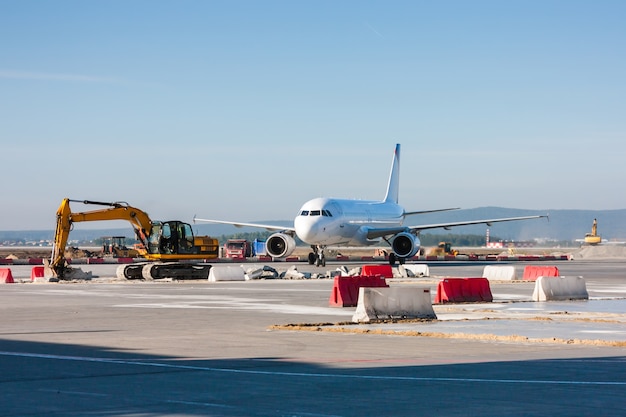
[147,221,196,255]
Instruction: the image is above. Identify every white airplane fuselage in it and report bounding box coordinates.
[294,197,404,246]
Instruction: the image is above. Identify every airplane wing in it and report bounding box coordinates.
[193,217,296,233]
[366,214,548,240]
[403,207,460,216]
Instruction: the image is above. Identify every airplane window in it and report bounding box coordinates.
[300,210,309,216]
[322,210,332,217]
[310,210,321,216]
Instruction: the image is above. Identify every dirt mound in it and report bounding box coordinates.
[572,245,626,259]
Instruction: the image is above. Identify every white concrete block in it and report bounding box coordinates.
[531,276,589,301]
[482,265,516,281]
[208,266,246,282]
[352,286,437,322]
[397,264,430,278]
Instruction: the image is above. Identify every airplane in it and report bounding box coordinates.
[195,144,548,266]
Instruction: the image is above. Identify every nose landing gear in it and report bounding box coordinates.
[308,245,326,267]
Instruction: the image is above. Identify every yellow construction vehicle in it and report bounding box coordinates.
[428,242,459,256]
[584,218,602,245]
[101,236,142,258]
[47,198,219,280]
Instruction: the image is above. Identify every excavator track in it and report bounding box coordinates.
[116,262,211,280]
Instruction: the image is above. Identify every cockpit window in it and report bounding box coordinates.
[300,209,332,216]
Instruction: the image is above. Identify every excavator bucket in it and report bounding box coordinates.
[42,260,93,281]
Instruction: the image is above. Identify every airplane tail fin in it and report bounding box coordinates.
[383,143,400,203]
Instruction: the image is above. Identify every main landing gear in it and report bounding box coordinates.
[308,245,326,267]
[387,253,406,266]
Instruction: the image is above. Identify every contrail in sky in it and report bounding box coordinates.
[364,21,384,38]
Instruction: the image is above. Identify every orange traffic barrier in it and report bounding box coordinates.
[435,278,493,304]
[31,266,45,281]
[361,264,393,278]
[522,265,560,281]
[329,275,389,307]
[0,268,14,283]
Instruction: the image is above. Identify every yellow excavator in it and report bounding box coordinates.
[584,218,602,245]
[47,198,219,280]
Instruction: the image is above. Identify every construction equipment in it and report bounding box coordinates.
[101,236,142,258]
[47,198,219,280]
[584,218,602,245]
[223,239,252,259]
[428,241,459,256]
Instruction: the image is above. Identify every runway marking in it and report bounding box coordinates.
[2,351,625,387]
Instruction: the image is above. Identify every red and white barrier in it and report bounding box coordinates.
[523,265,560,281]
[329,275,389,307]
[0,268,14,284]
[435,278,493,304]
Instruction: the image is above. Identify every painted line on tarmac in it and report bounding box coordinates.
[1,350,625,387]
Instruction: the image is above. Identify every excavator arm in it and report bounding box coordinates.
[50,199,153,276]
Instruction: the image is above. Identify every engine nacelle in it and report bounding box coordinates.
[390,232,420,258]
[265,233,297,259]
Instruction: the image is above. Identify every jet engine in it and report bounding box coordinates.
[265,233,297,259]
[390,232,420,258]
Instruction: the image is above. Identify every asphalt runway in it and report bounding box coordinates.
[1,260,626,416]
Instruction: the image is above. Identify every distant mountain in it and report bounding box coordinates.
[410,207,626,241]
[1,209,624,243]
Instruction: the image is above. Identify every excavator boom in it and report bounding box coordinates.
[50,199,152,274]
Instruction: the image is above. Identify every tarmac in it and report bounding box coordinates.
[1,258,625,416]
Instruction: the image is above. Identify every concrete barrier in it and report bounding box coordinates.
[482,265,516,281]
[352,287,437,322]
[208,266,246,282]
[531,276,589,301]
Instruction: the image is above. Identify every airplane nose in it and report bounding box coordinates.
[295,217,321,243]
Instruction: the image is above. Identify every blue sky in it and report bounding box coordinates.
[1,1,625,230]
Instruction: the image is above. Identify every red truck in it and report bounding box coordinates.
[223,239,252,259]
